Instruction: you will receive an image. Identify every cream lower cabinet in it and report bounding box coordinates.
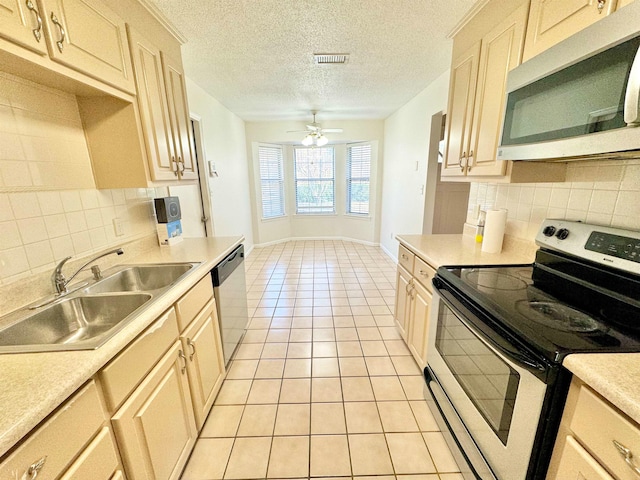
[395,265,413,341]
[112,341,197,480]
[406,278,432,369]
[0,380,123,480]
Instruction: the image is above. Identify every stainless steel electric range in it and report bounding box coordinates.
[424,219,640,480]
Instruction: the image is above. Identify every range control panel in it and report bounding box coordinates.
[586,232,640,263]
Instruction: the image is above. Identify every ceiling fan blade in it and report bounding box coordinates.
[286,130,310,133]
[306,124,320,131]
[321,128,343,133]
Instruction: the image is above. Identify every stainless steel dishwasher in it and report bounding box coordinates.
[211,244,249,366]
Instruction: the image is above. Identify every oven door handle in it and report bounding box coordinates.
[438,288,548,377]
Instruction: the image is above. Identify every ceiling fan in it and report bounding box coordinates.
[287,112,343,146]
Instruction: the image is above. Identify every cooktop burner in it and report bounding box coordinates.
[516,300,601,333]
[463,270,528,291]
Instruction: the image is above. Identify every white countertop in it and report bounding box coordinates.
[0,236,243,458]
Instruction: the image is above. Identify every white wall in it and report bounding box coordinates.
[244,120,385,246]
[186,78,254,250]
[380,70,451,258]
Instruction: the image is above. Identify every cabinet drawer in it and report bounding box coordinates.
[555,435,615,480]
[59,427,120,480]
[176,275,214,332]
[413,257,436,292]
[571,385,640,480]
[99,308,179,412]
[0,380,106,480]
[398,244,415,272]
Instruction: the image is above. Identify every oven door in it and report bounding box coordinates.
[426,285,549,480]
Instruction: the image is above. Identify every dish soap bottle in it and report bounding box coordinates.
[475,211,486,244]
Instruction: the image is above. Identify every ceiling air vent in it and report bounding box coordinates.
[313,53,349,64]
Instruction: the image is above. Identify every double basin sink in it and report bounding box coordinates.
[0,263,200,354]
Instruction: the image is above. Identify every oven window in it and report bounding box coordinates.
[435,305,519,445]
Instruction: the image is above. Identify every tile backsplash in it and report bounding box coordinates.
[0,72,167,285]
[467,159,640,241]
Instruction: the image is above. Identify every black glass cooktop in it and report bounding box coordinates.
[436,260,640,364]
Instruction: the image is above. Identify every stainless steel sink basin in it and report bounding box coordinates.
[0,294,151,353]
[84,263,195,294]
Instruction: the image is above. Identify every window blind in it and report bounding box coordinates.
[346,143,372,215]
[294,147,335,214]
[258,145,285,219]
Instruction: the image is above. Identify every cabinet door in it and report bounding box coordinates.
[523,0,617,62]
[0,0,48,54]
[162,53,197,181]
[441,42,481,178]
[394,266,412,341]
[38,0,134,93]
[617,0,635,7]
[553,435,615,480]
[59,427,121,480]
[128,27,179,182]
[407,280,431,369]
[467,4,527,177]
[112,341,197,480]
[181,300,225,430]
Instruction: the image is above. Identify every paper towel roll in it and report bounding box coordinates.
[482,209,507,253]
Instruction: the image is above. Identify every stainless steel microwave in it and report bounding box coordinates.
[497,1,640,162]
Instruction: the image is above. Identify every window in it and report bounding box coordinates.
[346,143,372,215]
[294,147,335,214]
[258,145,285,219]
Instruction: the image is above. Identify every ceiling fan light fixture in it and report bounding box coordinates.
[302,134,314,146]
[316,134,328,147]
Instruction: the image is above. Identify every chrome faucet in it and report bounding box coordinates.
[51,248,124,295]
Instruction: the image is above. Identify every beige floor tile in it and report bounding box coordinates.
[342,376,375,402]
[287,342,312,358]
[283,358,311,378]
[254,358,286,379]
[225,359,259,379]
[365,356,397,376]
[181,438,234,480]
[312,357,340,377]
[266,329,291,343]
[267,436,310,479]
[279,378,311,403]
[215,379,252,405]
[291,317,312,328]
[395,475,440,480]
[339,356,369,377]
[385,339,412,356]
[247,317,271,330]
[201,405,244,437]
[261,343,289,359]
[332,306,353,316]
[313,306,333,316]
[379,326,403,340]
[337,341,364,357]
[234,343,263,360]
[311,377,343,402]
[400,375,426,400]
[357,327,382,341]
[409,401,439,432]
[312,316,334,328]
[374,314,395,327]
[274,403,310,435]
[224,436,272,479]
[310,435,352,477]
[349,434,394,476]
[391,356,421,375]
[247,379,282,404]
[371,376,407,401]
[386,432,436,474]
[312,341,338,358]
[334,316,356,328]
[243,329,268,343]
[289,328,312,342]
[355,477,396,480]
[437,474,464,480]
[377,401,420,432]
[271,317,293,328]
[361,340,389,356]
[423,432,460,473]
[344,401,383,433]
[237,404,277,436]
[335,327,359,341]
[311,402,346,434]
[313,328,335,341]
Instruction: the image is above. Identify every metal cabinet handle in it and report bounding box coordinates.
[418,269,430,278]
[26,456,47,479]
[401,253,408,260]
[613,440,640,478]
[171,156,179,176]
[460,152,467,171]
[25,0,42,42]
[467,150,474,172]
[178,349,187,374]
[178,157,185,174]
[187,338,196,361]
[597,0,606,13]
[50,12,65,52]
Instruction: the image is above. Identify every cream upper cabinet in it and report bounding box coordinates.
[442,3,528,180]
[0,0,48,55]
[38,0,134,93]
[523,0,618,62]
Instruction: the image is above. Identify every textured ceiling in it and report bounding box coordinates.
[150,0,477,122]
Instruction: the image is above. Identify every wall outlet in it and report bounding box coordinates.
[390,232,394,239]
[113,218,124,237]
